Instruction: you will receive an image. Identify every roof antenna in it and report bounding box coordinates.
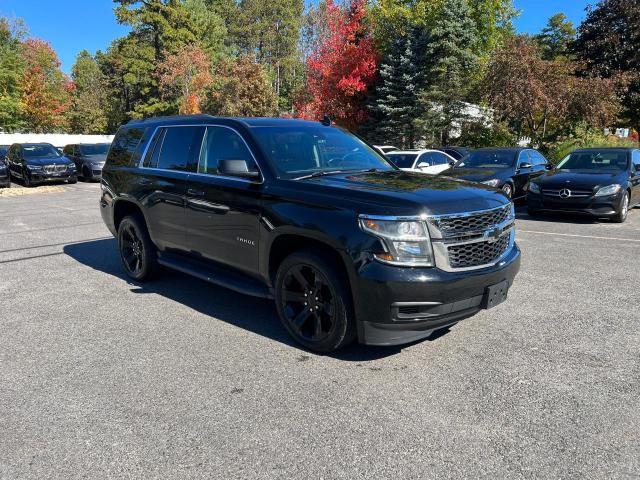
[321,115,332,126]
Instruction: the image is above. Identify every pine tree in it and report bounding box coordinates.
[0,17,26,132]
[68,51,109,134]
[418,0,479,145]
[369,24,424,147]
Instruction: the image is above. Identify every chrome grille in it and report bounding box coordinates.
[542,188,593,198]
[43,164,68,174]
[448,235,511,269]
[431,204,512,236]
[428,204,515,272]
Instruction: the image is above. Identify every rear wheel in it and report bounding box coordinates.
[275,251,356,353]
[117,215,158,281]
[612,191,629,223]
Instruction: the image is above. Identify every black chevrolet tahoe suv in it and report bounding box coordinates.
[100,116,521,352]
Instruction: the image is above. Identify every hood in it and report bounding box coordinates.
[439,167,511,183]
[26,156,73,166]
[292,170,510,216]
[533,169,627,189]
[83,154,107,163]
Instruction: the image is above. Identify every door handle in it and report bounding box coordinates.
[187,188,205,197]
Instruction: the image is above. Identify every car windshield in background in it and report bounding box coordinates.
[251,126,394,179]
[457,150,515,169]
[386,153,418,168]
[557,151,629,171]
[80,144,110,155]
[23,145,60,158]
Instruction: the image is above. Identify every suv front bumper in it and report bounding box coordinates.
[352,244,521,346]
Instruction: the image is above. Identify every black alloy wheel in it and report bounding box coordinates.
[22,168,32,187]
[275,251,355,353]
[117,215,157,281]
[612,191,629,223]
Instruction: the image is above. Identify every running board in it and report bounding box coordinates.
[157,252,273,299]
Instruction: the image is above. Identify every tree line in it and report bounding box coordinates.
[0,0,638,154]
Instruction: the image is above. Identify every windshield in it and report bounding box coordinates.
[23,144,60,158]
[386,153,418,169]
[557,150,629,171]
[457,150,516,169]
[251,126,394,179]
[80,144,110,155]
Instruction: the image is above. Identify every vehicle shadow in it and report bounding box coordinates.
[514,206,603,225]
[63,238,449,361]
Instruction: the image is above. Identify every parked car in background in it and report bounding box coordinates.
[440,147,553,200]
[386,149,456,175]
[527,148,640,223]
[0,146,10,188]
[374,145,398,155]
[7,143,77,187]
[437,146,472,161]
[63,143,111,181]
[100,115,520,352]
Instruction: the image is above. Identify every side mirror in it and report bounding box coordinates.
[519,162,532,170]
[545,164,555,170]
[218,159,261,180]
[417,162,430,169]
[449,160,456,167]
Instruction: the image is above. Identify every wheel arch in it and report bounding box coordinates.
[112,198,147,233]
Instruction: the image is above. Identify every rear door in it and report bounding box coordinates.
[631,150,640,205]
[185,125,263,276]
[138,125,205,252]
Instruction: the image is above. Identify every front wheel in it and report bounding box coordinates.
[117,215,158,281]
[275,251,356,353]
[501,183,513,199]
[67,176,78,184]
[23,169,32,187]
[612,191,629,223]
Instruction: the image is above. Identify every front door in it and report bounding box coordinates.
[185,125,262,276]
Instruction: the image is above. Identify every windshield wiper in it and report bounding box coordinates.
[294,170,345,180]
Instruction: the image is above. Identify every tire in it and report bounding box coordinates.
[501,182,513,199]
[67,176,78,184]
[117,215,158,281]
[612,191,629,223]
[526,208,540,217]
[274,250,356,353]
[23,169,32,187]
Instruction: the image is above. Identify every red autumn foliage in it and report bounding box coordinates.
[296,0,377,129]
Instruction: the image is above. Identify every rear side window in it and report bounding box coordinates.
[198,126,256,175]
[108,127,144,166]
[632,150,640,167]
[152,126,204,171]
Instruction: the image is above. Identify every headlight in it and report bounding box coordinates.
[67,163,76,170]
[359,216,434,267]
[481,179,501,187]
[528,182,541,194]
[594,184,621,197]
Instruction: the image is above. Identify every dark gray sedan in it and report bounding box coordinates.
[63,143,111,181]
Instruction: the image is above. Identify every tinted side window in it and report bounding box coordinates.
[145,128,166,168]
[108,127,145,166]
[416,153,432,166]
[431,152,450,165]
[198,126,256,175]
[63,145,72,155]
[632,150,640,167]
[531,151,547,166]
[156,126,204,172]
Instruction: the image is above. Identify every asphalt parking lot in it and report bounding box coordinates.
[0,182,638,479]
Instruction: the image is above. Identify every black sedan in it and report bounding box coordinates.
[63,143,110,181]
[528,148,640,223]
[0,145,10,187]
[440,148,553,200]
[6,143,77,187]
[436,146,472,161]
